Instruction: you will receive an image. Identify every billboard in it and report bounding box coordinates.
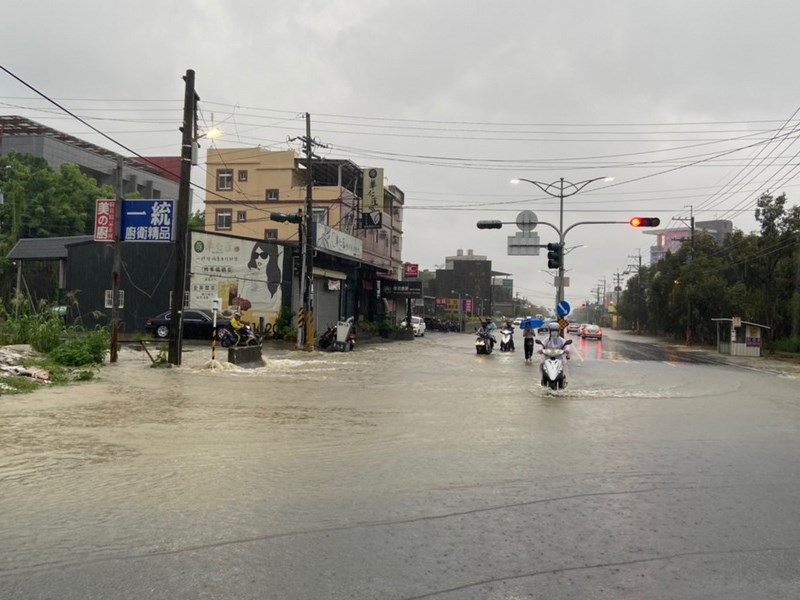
[190,232,284,327]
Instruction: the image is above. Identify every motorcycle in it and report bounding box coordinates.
[218,324,261,348]
[535,338,572,390]
[499,325,515,352]
[475,327,495,355]
[318,318,356,351]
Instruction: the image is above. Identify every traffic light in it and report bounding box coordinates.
[476,220,503,229]
[546,242,563,269]
[629,216,661,227]
[270,211,302,224]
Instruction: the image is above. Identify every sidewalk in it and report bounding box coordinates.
[618,330,800,379]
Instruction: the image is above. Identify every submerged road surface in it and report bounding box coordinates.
[2,330,800,599]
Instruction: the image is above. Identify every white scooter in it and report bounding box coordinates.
[535,338,572,390]
[499,325,515,352]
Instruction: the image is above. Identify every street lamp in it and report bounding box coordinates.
[510,176,612,305]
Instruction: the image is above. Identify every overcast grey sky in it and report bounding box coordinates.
[3,0,800,309]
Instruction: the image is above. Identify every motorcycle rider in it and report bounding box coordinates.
[482,317,497,343]
[539,322,571,359]
[230,311,246,345]
[500,319,515,351]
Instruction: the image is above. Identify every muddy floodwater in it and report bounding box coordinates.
[2,331,800,599]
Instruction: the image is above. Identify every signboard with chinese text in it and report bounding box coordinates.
[121,199,175,242]
[94,199,116,242]
[315,222,363,259]
[381,280,422,299]
[189,232,285,329]
[745,325,762,347]
[403,263,419,279]
[361,167,384,229]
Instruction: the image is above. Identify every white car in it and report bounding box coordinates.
[401,316,426,337]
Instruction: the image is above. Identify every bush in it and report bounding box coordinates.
[775,337,800,353]
[272,306,297,339]
[48,328,109,366]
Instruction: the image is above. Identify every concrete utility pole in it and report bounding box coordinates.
[168,69,198,366]
[110,157,123,363]
[303,113,315,351]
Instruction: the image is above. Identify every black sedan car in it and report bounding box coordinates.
[145,309,230,340]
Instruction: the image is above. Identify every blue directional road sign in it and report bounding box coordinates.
[556,300,571,317]
[121,199,175,242]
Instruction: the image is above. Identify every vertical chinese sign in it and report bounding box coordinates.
[361,167,384,229]
[94,199,116,242]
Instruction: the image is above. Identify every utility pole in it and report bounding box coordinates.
[110,157,123,363]
[630,249,643,333]
[675,206,695,345]
[168,69,197,366]
[303,113,315,351]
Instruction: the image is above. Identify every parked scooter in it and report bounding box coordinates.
[475,327,495,355]
[318,317,356,351]
[535,338,572,389]
[218,324,261,347]
[499,323,515,352]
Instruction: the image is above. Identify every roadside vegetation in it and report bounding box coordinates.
[616,192,800,351]
[0,298,108,394]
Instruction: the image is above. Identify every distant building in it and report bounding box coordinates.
[645,219,733,263]
[0,115,180,199]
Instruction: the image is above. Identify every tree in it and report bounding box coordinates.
[0,151,114,304]
[188,209,206,230]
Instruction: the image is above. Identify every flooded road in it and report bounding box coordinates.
[2,331,800,599]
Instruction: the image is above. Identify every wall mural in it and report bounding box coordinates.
[190,232,284,326]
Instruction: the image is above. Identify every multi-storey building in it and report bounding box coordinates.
[203,147,406,325]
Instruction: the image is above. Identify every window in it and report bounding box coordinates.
[312,207,328,225]
[216,209,232,230]
[216,169,233,191]
[237,211,247,223]
[265,189,279,202]
[238,170,248,182]
[264,228,278,241]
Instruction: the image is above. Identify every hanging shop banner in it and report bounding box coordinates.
[361,167,384,229]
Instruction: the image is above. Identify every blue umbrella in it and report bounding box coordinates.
[518,318,543,331]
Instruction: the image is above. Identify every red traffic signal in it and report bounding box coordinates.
[629,216,660,227]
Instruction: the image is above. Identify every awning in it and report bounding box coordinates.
[312,267,347,280]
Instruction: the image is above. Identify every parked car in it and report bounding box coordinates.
[567,321,581,334]
[580,324,603,340]
[400,316,426,337]
[145,308,230,340]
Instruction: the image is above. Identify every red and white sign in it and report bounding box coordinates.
[403,263,419,279]
[94,199,116,242]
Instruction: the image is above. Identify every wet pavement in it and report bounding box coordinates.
[1,330,799,599]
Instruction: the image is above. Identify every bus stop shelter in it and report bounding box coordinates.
[711,317,770,357]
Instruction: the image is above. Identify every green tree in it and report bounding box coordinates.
[0,151,114,304]
[188,209,206,230]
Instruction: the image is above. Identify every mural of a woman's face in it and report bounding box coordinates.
[247,242,282,297]
[248,243,271,271]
